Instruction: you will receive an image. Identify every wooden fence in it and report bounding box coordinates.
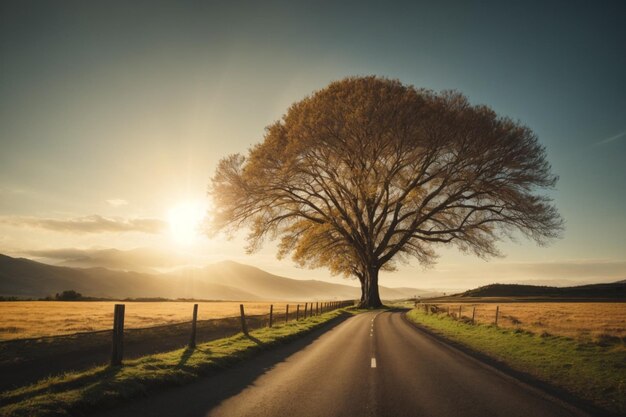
[110,299,354,365]
[419,303,501,326]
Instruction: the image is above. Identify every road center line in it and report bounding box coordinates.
[371,357,377,368]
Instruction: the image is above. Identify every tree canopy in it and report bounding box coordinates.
[209,76,562,307]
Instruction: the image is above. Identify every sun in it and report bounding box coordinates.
[167,200,207,245]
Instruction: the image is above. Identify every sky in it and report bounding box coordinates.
[1,0,625,290]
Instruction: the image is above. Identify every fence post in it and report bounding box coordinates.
[285,304,289,323]
[269,304,273,328]
[316,302,319,315]
[472,307,476,324]
[447,306,450,316]
[240,304,249,335]
[495,305,499,326]
[296,304,300,321]
[458,305,462,320]
[189,303,198,348]
[304,302,308,319]
[111,304,125,366]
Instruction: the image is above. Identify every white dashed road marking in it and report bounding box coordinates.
[371,358,377,368]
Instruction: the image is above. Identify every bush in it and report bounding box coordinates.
[55,290,83,301]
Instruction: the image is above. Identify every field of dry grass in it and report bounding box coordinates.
[428,302,625,342]
[0,301,305,340]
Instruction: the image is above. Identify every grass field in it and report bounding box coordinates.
[0,301,303,340]
[406,308,626,415]
[418,302,626,343]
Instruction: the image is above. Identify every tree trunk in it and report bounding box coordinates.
[357,274,366,305]
[358,267,383,308]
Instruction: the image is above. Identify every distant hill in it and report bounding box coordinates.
[0,254,437,301]
[458,282,625,299]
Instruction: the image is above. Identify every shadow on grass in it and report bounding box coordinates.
[0,366,123,407]
[245,334,264,345]
[93,312,353,417]
[176,347,196,369]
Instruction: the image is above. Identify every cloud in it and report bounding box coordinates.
[595,129,626,146]
[23,247,191,272]
[106,199,129,207]
[0,215,167,234]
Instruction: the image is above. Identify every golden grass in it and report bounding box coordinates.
[429,302,626,342]
[0,301,311,340]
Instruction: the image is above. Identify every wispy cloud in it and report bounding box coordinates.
[0,215,167,234]
[595,129,626,146]
[106,199,129,207]
[23,247,193,272]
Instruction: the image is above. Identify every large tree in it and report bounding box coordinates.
[209,76,562,308]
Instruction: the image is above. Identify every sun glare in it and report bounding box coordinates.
[167,201,207,245]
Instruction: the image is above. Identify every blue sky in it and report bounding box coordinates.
[1,0,625,289]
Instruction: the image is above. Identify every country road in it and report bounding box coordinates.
[97,310,589,417]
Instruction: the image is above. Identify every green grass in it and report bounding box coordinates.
[406,309,626,416]
[0,309,353,417]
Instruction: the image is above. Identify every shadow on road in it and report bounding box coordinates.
[96,312,353,417]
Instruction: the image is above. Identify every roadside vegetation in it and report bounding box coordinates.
[417,301,625,342]
[406,308,626,415]
[0,308,353,417]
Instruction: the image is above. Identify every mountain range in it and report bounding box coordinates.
[0,254,438,301]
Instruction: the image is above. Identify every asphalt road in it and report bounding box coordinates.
[98,311,589,417]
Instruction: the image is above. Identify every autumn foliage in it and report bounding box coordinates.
[210,77,562,307]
